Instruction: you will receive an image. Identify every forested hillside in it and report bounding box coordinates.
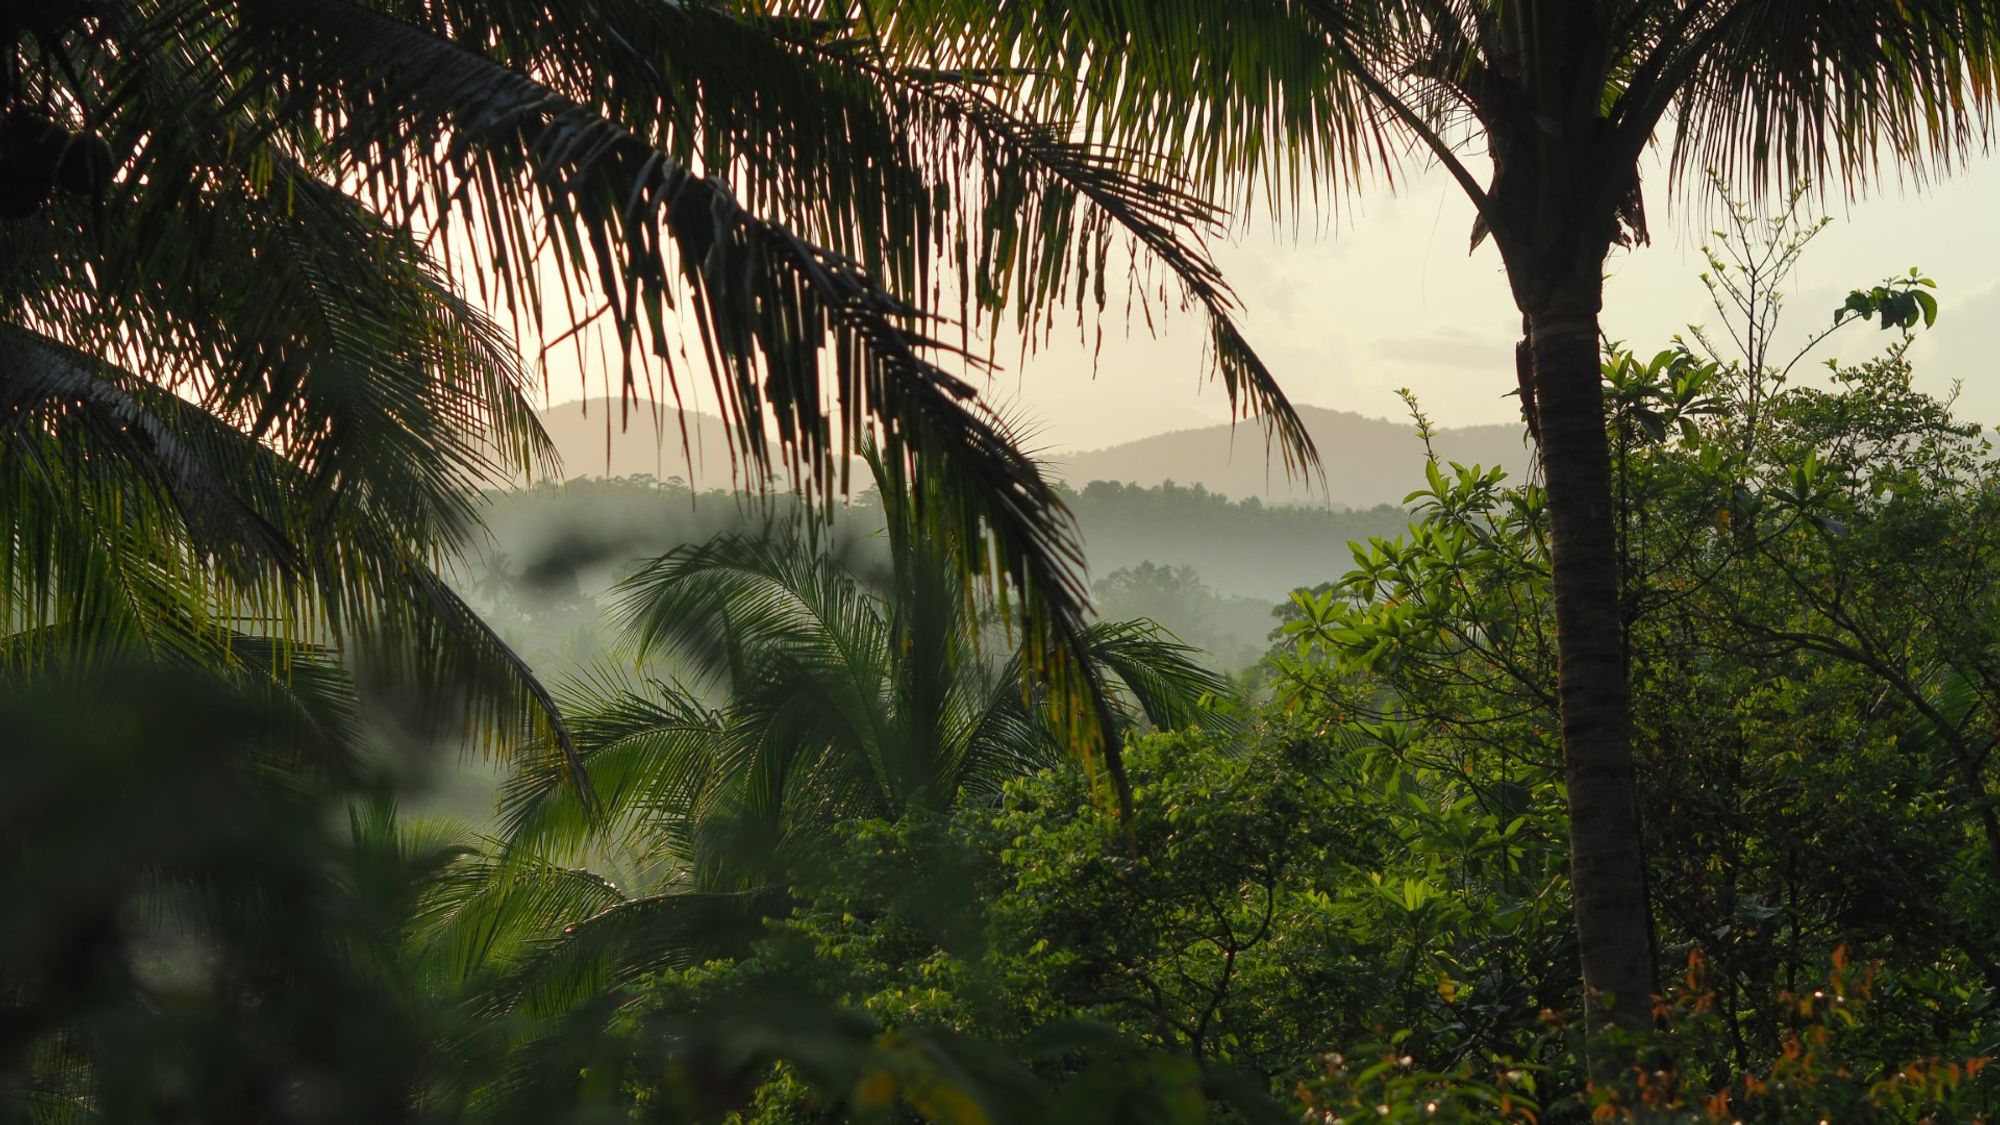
[535,397,1533,508]
[453,475,1411,677]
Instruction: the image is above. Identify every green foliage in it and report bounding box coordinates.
[1838,271,1941,333]
[1091,562,1280,674]
[616,728,1366,1121]
[1260,216,2000,1115]
[619,708,1579,1118]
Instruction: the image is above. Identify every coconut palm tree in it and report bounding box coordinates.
[468,464,1224,980]
[457,481,1232,1015]
[849,0,2000,1034]
[1,0,1316,788]
[503,531,1228,886]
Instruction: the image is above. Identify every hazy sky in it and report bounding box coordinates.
[546,153,2000,455]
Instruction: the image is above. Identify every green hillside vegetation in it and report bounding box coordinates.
[1066,479,1409,597]
[454,477,1411,678]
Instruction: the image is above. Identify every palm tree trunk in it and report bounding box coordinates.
[1527,290,1655,1037]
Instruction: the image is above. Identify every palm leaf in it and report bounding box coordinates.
[1663,0,2000,192]
[180,0,1134,791]
[478,889,771,1019]
[497,679,727,859]
[0,323,583,772]
[1080,619,1237,733]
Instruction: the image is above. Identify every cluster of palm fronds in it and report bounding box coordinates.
[0,0,1315,791]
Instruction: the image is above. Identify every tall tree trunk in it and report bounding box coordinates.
[1526,285,1655,1038]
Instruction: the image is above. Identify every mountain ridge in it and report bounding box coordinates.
[1048,403,1532,507]
[532,398,1534,508]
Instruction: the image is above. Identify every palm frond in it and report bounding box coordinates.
[1081,618,1238,733]
[1665,0,2000,194]
[0,322,581,771]
[3,101,556,538]
[498,679,727,858]
[182,0,1133,786]
[407,848,631,992]
[613,532,888,691]
[358,0,1320,470]
[854,0,1381,209]
[0,322,296,591]
[479,890,770,1018]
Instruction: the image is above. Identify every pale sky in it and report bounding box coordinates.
[545,154,2000,455]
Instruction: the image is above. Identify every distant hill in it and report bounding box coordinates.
[456,477,1411,686]
[537,398,785,490]
[535,398,1534,509]
[1049,405,1533,507]
[1063,480,1406,600]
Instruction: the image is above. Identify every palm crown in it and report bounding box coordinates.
[406,500,1231,1021]
[501,491,1233,897]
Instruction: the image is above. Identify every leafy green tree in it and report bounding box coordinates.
[1267,216,2000,1105]
[619,727,1384,1122]
[1616,353,2000,1078]
[867,0,2000,1032]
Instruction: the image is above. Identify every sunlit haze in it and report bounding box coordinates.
[541,155,2000,456]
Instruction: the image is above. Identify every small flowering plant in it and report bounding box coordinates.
[1296,948,1996,1123]
[1621,946,1998,1123]
[1294,1031,1543,1123]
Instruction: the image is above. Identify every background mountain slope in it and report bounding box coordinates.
[538,399,1535,508]
[1049,405,1533,506]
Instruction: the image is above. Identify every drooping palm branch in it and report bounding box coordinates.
[853,0,2000,233]
[0,319,585,766]
[8,0,1317,793]
[202,0,1298,793]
